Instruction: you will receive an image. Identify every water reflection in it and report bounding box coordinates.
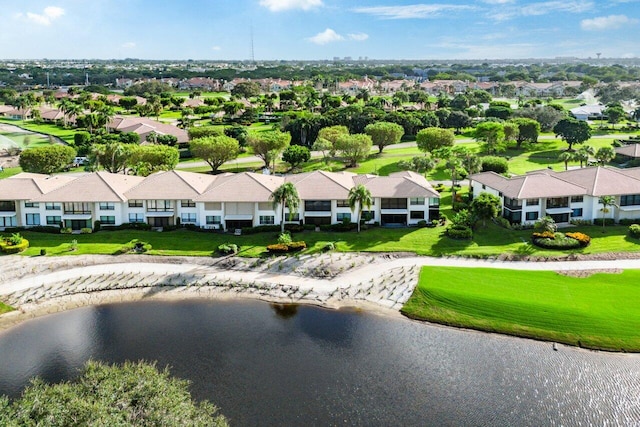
[0,300,638,426]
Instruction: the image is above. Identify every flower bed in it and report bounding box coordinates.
[531,231,590,249]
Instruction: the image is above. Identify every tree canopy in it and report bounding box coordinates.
[281,145,311,170]
[471,192,501,227]
[247,130,291,170]
[128,145,180,176]
[190,135,240,172]
[335,133,372,167]
[553,118,591,150]
[416,127,455,153]
[364,121,404,153]
[19,145,76,174]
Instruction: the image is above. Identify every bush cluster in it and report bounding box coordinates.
[217,243,238,255]
[531,232,582,249]
[493,217,512,229]
[593,218,615,226]
[112,239,152,255]
[565,232,591,247]
[0,235,29,254]
[319,222,358,232]
[532,231,555,239]
[619,218,640,226]
[266,241,307,253]
[629,224,640,238]
[445,224,473,239]
[60,227,73,234]
[80,228,92,234]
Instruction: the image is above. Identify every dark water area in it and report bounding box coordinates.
[0,300,639,426]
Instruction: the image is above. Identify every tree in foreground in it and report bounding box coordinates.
[128,145,180,176]
[474,121,506,155]
[364,121,404,153]
[247,130,291,171]
[189,135,240,173]
[270,182,300,233]
[510,118,541,149]
[91,142,132,174]
[348,184,373,233]
[416,127,455,154]
[553,118,591,151]
[335,133,372,167]
[471,192,501,227]
[0,360,228,426]
[19,145,76,174]
[282,145,311,171]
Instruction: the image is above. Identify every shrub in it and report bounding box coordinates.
[629,224,640,238]
[40,248,47,256]
[217,243,238,255]
[532,233,581,249]
[452,201,469,212]
[0,238,29,254]
[60,227,72,234]
[323,242,335,252]
[481,156,509,174]
[80,228,92,234]
[112,239,151,255]
[277,233,292,245]
[565,232,591,247]
[417,220,428,228]
[493,217,512,229]
[451,209,474,228]
[267,243,289,253]
[286,241,306,251]
[445,224,473,239]
[593,218,615,226]
[93,220,101,231]
[569,219,592,226]
[8,233,23,245]
[241,225,280,234]
[532,231,556,239]
[25,226,60,234]
[619,218,640,226]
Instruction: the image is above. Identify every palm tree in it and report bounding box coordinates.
[270,182,300,234]
[576,145,595,168]
[595,146,615,166]
[348,184,373,233]
[97,105,115,133]
[558,150,576,171]
[598,195,617,231]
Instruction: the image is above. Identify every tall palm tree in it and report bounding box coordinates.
[595,146,615,166]
[576,145,595,168]
[558,151,576,171]
[598,195,617,231]
[270,182,300,234]
[348,184,373,233]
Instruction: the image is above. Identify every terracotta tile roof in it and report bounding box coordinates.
[196,172,284,202]
[125,170,217,200]
[33,172,144,202]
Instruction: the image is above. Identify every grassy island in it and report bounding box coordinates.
[402,267,640,352]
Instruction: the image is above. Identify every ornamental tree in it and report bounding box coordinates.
[247,130,291,171]
[416,127,455,153]
[364,121,404,153]
[553,118,591,151]
[335,133,372,167]
[189,135,240,173]
[471,192,501,227]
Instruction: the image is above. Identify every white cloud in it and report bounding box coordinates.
[307,28,343,45]
[348,32,369,41]
[122,42,136,49]
[21,6,65,26]
[259,0,323,12]
[581,14,638,30]
[353,4,475,19]
[490,1,593,21]
[212,46,222,51]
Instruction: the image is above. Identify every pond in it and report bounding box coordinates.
[0,300,639,426]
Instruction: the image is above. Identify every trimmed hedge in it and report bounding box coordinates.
[445,225,473,239]
[0,239,30,254]
[593,218,615,226]
[629,224,640,238]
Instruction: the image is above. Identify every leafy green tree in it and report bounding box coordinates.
[224,125,249,147]
[231,81,261,99]
[91,142,131,174]
[576,145,595,168]
[558,150,577,170]
[282,145,311,170]
[598,195,617,230]
[335,133,372,167]
[513,105,566,132]
[247,130,291,171]
[364,121,404,153]
[190,136,240,173]
[416,127,455,153]
[535,215,557,233]
[595,146,615,166]
[128,145,180,176]
[471,192,501,226]
[316,125,349,153]
[604,105,626,128]
[188,126,224,140]
[445,110,472,134]
[0,360,227,426]
[312,137,333,164]
[480,156,509,174]
[511,118,541,148]
[270,182,300,233]
[19,145,76,174]
[456,146,482,190]
[222,101,243,118]
[348,184,373,232]
[398,155,436,176]
[474,121,506,155]
[553,118,591,151]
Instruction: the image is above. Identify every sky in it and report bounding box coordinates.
[1,0,639,60]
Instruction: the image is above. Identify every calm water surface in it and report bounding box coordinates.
[0,300,639,426]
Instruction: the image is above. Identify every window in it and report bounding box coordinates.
[410,197,425,205]
[181,213,197,223]
[284,213,300,222]
[429,198,440,207]
[206,215,222,225]
[546,197,569,209]
[147,200,173,212]
[525,211,539,221]
[129,213,144,223]
[100,216,116,225]
[128,200,143,208]
[504,197,522,209]
[24,202,39,208]
[99,202,115,210]
[63,203,91,214]
[525,198,539,206]
[336,200,350,207]
[0,201,16,212]
[571,208,583,218]
[503,209,521,223]
[336,212,351,222]
[620,195,640,206]
[181,200,196,208]
[381,198,408,209]
[410,211,425,219]
[258,202,271,211]
[0,216,16,227]
[204,202,222,211]
[45,203,61,211]
[259,215,275,225]
[46,216,61,225]
[570,195,584,203]
[26,213,40,226]
[304,200,331,211]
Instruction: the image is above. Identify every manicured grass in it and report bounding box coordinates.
[0,167,22,179]
[12,223,640,259]
[0,119,77,144]
[0,131,49,148]
[402,266,640,351]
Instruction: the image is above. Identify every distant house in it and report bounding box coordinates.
[570,104,605,121]
[108,116,188,144]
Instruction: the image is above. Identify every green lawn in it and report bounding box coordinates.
[402,266,640,351]
[0,301,14,314]
[0,131,49,148]
[10,223,640,259]
[0,119,77,144]
[0,167,22,179]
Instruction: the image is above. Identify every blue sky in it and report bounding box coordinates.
[1,0,638,60]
